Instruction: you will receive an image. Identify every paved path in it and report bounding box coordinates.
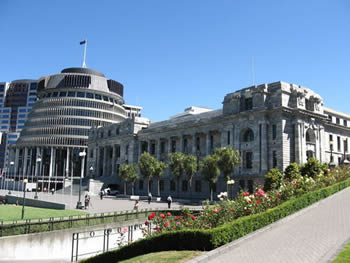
[190,187,350,263]
[0,189,200,214]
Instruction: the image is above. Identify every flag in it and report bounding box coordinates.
[80,40,87,45]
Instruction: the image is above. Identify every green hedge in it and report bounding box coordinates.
[81,178,350,263]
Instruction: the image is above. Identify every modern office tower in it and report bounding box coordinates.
[12,67,129,190]
[0,80,38,175]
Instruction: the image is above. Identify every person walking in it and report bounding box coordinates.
[167,195,172,209]
[148,192,152,204]
[84,194,90,209]
[100,189,104,200]
[134,200,139,211]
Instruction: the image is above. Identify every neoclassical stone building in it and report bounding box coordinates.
[88,81,350,198]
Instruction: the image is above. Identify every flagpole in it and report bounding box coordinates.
[82,40,87,68]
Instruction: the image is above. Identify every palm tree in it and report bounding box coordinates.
[201,154,220,201]
[183,154,198,198]
[138,152,157,194]
[153,160,167,196]
[119,164,139,195]
[168,152,185,198]
[214,147,241,192]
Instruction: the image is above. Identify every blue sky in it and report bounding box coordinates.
[0,0,349,121]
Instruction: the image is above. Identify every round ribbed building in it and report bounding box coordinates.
[12,67,128,189]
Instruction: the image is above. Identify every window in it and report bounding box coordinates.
[245,98,253,110]
[68,91,75,97]
[273,151,277,168]
[59,91,67,97]
[345,139,348,153]
[139,180,143,190]
[344,120,348,127]
[86,93,93,99]
[171,140,176,153]
[210,135,214,150]
[245,152,253,169]
[243,129,254,142]
[329,134,333,142]
[196,137,200,151]
[95,94,102,100]
[336,118,340,125]
[195,180,201,192]
[182,180,188,192]
[239,180,245,191]
[116,128,120,135]
[338,136,341,151]
[161,141,165,154]
[227,131,230,145]
[248,180,254,194]
[159,180,164,192]
[77,92,85,98]
[108,130,111,136]
[272,125,277,140]
[150,143,156,155]
[170,180,176,192]
[89,150,93,158]
[103,96,109,102]
[184,138,188,153]
[52,92,58,97]
[125,145,129,155]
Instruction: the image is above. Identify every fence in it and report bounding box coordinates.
[71,223,153,262]
[0,207,201,237]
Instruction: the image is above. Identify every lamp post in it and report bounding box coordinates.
[34,157,41,199]
[227,179,235,200]
[76,150,86,209]
[8,161,14,194]
[21,179,28,220]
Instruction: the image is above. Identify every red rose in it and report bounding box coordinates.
[164,222,170,227]
[243,192,250,196]
[145,221,149,225]
[213,209,218,213]
[276,193,281,197]
[160,213,166,218]
[192,215,196,220]
[155,226,160,230]
[167,212,172,216]
[256,200,262,205]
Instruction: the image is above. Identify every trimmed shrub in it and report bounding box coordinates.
[284,163,301,181]
[264,168,283,191]
[300,158,322,178]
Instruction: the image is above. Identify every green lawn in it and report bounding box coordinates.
[0,205,87,221]
[119,251,202,263]
[334,242,350,263]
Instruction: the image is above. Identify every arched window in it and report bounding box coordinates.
[306,128,316,143]
[242,129,254,142]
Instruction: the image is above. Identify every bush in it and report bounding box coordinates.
[264,168,283,191]
[284,163,301,181]
[82,178,350,263]
[300,158,322,178]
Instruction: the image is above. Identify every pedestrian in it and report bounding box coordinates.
[148,192,152,204]
[134,200,139,211]
[84,194,90,209]
[51,188,55,195]
[100,190,104,200]
[167,195,172,209]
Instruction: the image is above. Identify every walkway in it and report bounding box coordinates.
[0,189,199,214]
[190,187,350,263]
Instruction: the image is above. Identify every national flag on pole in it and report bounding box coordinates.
[80,40,87,45]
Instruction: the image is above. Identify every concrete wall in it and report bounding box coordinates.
[2,195,65,209]
[0,218,146,262]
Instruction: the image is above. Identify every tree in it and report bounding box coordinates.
[119,164,139,195]
[200,154,220,201]
[214,147,241,192]
[264,168,283,191]
[138,152,157,194]
[168,152,185,198]
[183,154,198,196]
[153,160,167,196]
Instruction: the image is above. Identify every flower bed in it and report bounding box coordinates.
[81,171,350,263]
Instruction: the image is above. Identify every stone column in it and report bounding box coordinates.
[103,146,107,176]
[96,146,101,177]
[49,147,54,178]
[14,148,20,180]
[27,148,33,178]
[66,147,70,178]
[168,137,172,154]
[157,139,161,160]
[111,145,116,177]
[22,147,28,178]
[260,123,268,172]
[180,135,184,153]
[192,134,197,154]
[206,132,211,155]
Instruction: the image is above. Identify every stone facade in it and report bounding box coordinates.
[88,81,350,199]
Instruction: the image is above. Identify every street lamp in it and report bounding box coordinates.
[8,161,14,194]
[76,150,86,209]
[34,157,41,199]
[21,178,28,220]
[227,179,235,200]
[89,166,94,178]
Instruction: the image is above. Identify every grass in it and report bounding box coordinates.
[119,251,202,263]
[334,242,350,263]
[0,205,87,221]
